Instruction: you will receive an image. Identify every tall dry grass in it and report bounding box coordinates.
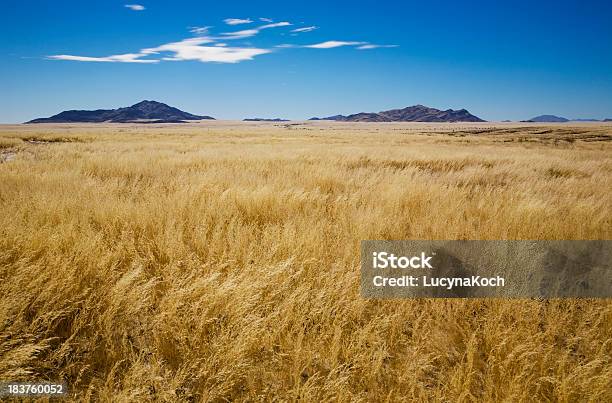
[0,122,611,401]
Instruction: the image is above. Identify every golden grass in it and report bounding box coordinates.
[0,122,611,401]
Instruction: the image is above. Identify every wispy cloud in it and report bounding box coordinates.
[219,29,260,40]
[291,26,318,33]
[259,17,273,22]
[224,18,252,25]
[142,37,270,63]
[221,21,291,40]
[49,35,270,64]
[48,53,157,63]
[124,4,145,11]
[189,26,211,35]
[304,41,367,49]
[260,22,291,29]
[47,17,395,66]
[357,44,398,50]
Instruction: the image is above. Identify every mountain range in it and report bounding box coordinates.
[24,101,611,124]
[525,115,610,122]
[309,105,485,122]
[27,100,214,123]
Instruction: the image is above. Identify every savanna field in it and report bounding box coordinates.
[0,122,611,401]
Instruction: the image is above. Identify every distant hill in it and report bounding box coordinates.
[243,118,290,122]
[309,105,484,122]
[309,115,345,121]
[27,100,214,123]
[527,115,569,123]
[604,118,612,122]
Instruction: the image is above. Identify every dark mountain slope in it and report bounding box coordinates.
[310,105,484,122]
[27,100,214,123]
[527,115,569,123]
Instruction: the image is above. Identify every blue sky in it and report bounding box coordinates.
[1,0,611,122]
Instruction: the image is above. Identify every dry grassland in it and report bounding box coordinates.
[0,122,611,401]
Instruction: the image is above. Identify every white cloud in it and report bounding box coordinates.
[304,41,367,49]
[49,34,271,65]
[224,18,252,25]
[221,21,291,40]
[124,4,145,11]
[47,18,391,66]
[357,44,398,50]
[142,37,270,63]
[220,29,260,40]
[259,22,291,29]
[142,36,216,51]
[162,46,270,63]
[304,41,396,50]
[291,26,318,33]
[259,17,273,22]
[48,53,157,63]
[189,26,211,35]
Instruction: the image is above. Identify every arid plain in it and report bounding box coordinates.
[1,121,611,401]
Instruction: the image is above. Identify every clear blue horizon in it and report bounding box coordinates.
[2,0,611,123]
